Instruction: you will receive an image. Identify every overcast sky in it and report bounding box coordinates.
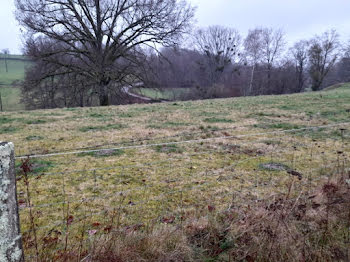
[1,0,349,54]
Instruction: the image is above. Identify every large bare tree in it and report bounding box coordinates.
[308,30,340,91]
[261,28,285,92]
[290,40,309,92]
[15,0,194,106]
[193,25,241,87]
[244,28,263,95]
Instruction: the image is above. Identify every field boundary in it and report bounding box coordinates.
[16,121,350,159]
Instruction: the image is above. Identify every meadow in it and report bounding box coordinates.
[132,87,191,100]
[1,84,350,261]
[0,54,29,111]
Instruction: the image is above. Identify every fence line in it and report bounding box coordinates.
[16,121,350,159]
[10,121,350,260]
[21,161,349,237]
[16,137,283,178]
[17,127,348,212]
[26,125,251,156]
[18,148,347,213]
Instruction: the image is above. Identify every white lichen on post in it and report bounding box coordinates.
[0,142,24,262]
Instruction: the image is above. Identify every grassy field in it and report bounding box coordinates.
[0,85,24,111]
[1,84,350,260]
[132,87,191,100]
[0,54,28,111]
[0,54,29,85]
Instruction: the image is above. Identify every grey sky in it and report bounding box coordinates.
[1,0,349,54]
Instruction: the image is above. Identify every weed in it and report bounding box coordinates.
[147,122,191,129]
[0,126,19,133]
[262,140,282,145]
[79,123,126,132]
[25,135,44,141]
[204,117,234,123]
[259,162,290,171]
[0,116,15,124]
[25,119,48,125]
[78,149,125,157]
[64,108,78,111]
[118,112,137,118]
[89,113,108,118]
[154,144,183,153]
[254,122,303,130]
[16,159,55,174]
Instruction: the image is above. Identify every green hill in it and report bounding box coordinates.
[0,54,29,111]
[1,86,349,260]
[0,54,29,85]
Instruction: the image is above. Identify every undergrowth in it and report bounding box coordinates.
[21,168,350,262]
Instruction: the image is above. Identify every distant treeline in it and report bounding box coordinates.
[12,0,350,109]
[144,28,350,101]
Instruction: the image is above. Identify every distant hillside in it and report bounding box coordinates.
[323,82,350,91]
[0,54,30,85]
[0,55,29,111]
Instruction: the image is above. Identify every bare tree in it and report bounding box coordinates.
[342,39,350,58]
[290,40,309,92]
[308,30,340,91]
[244,28,264,95]
[0,89,2,111]
[193,25,241,87]
[261,28,286,92]
[1,49,10,73]
[15,0,195,106]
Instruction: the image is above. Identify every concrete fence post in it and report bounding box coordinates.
[0,142,24,262]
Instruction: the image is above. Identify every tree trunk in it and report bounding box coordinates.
[99,84,109,106]
[4,57,8,73]
[267,64,272,92]
[297,71,304,92]
[0,90,3,112]
[249,64,255,95]
[79,93,84,107]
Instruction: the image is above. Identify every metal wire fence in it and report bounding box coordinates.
[15,122,350,260]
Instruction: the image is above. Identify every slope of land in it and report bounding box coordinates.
[0,54,29,111]
[132,86,191,100]
[0,54,29,85]
[0,84,350,260]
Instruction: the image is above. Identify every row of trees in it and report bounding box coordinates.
[146,27,348,100]
[16,0,195,108]
[15,0,350,109]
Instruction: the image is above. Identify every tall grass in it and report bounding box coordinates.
[23,168,350,262]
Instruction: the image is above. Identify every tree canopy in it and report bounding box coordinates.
[15,0,195,105]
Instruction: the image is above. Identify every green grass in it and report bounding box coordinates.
[79,123,126,132]
[16,159,55,175]
[2,82,350,260]
[204,117,234,123]
[0,55,29,85]
[0,116,16,124]
[0,125,20,134]
[154,144,183,153]
[25,135,44,141]
[254,122,304,130]
[132,87,190,100]
[147,121,192,129]
[0,55,29,111]
[78,149,125,157]
[25,119,51,125]
[0,86,24,111]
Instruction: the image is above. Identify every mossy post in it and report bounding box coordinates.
[0,142,24,262]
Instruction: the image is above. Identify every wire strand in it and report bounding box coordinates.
[16,122,350,159]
